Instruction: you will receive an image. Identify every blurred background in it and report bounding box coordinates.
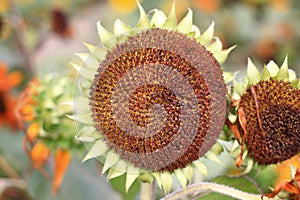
[0,0,299,199]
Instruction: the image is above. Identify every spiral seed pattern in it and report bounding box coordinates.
[90,28,226,171]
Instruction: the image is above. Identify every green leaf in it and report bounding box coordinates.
[110,174,140,200]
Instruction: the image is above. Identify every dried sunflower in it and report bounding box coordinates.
[228,57,300,168]
[72,2,234,193]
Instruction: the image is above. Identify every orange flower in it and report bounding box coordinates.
[15,78,38,125]
[109,0,138,14]
[29,142,50,177]
[275,154,300,185]
[263,167,300,199]
[52,149,70,195]
[0,62,22,129]
[262,155,300,199]
[192,0,219,14]
[270,0,290,12]
[0,62,22,93]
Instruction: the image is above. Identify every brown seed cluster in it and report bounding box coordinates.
[90,28,226,171]
[240,79,300,164]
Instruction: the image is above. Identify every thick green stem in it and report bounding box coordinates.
[141,182,155,200]
[162,182,280,200]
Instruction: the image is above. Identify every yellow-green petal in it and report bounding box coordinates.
[83,42,107,61]
[66,113,93,125]
[206,151,222,165]
[247,58,260,85]
[136,0,150,29]
[174,169,187,188]
[76,126,99,142]
[152,172,162,189]
[82,140,108,162]
[197,21,214,46]
[114,19,133,37]
[193,160,208,176]
[161,172,173,194]
[163,1,177,30]
[213,45,236,64]
[102,151,120,174]
[261,65,271,81]
[150,9,167,28]
[277,56,289,81]
[206,37,222,54]
[182,165,193,182]
[71,63,95,81]
[126,165,140,192]
[177,8,193,34]
[266,60,279,77]
[97,21,116,49]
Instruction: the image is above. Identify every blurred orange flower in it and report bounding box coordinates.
[52,149,70,195]
[192,0,219,14]
[109,0,138,14]
[270,0,290,12]
[263,155,300,199]
[0,62,22,130]
[19,78,71,195]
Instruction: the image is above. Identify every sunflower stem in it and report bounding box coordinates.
[141,181,155,200]
[8,0,34,77]
[162,182,280,200]
[0,154,19,179]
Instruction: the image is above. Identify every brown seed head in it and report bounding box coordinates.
[240,78,300,164]
[90,28,226,171]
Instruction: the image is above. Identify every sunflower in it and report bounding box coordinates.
[228,57,300,169]
[0,62,22,130]
[18,75,80,195]
[72,2,235,193]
